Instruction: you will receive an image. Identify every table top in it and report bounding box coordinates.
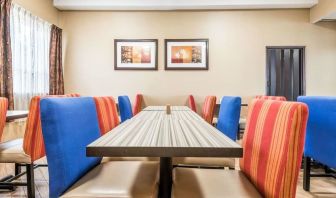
[143,106,191,111]
[87,106,242,158]
[6,110,29,122]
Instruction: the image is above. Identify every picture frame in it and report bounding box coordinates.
[114,39,158,70]
[165,39,209,70]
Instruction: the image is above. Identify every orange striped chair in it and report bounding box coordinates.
[255,95,287,101]
[202,96,217,124]
[0,97,8,140]
[133,94,143,116]
[93,96,119,135]
[0,94,79,197]
[188,95,197,112]
[173,99,308,198]
[23,94,80,161]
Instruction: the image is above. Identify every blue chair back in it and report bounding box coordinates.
[40,97,102,198]
[298,96,336,168]
[118,95,133,122]
[216,96,241,141]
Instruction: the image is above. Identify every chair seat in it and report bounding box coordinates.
[173,157,235,168]
[102,157,159,163]
[0,138,31,163]
[173,168,262,198]
[61,161,159,198]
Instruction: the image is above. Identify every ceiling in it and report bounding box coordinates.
[54,0,318,11]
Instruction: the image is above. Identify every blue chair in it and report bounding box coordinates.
[118,96,133,122]
[217,96,242,141]
[40,97,159,198]
[297,96,336,191]
[173,96,241,169]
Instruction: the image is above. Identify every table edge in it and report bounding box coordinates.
[86,146,243,158]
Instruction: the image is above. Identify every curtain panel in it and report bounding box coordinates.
[0,0,14,110]
[49,25,64,95]
[10,4,51,110]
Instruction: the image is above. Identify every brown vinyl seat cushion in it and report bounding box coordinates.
[172,167,262,198]
[61,161,159,198]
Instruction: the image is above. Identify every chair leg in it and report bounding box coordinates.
[26,164,35,198]
[15,163,21,175]
[324,165,332,174]
[303,156,311,191]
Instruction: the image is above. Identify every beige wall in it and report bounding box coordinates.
[60,9,336,107]
[310,0,336,23]
[13,0,60,26]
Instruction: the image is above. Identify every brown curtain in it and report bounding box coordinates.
[49,25,64,95]
[0,0,14,109]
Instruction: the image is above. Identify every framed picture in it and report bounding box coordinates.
[165,39,209,70]
[114,39,158,70]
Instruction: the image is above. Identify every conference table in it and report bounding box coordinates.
[87,106,243,198]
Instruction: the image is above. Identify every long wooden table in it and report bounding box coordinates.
[143,105,191,111]
[87,106,243,198]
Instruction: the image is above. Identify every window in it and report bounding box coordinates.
[10,4,51,110]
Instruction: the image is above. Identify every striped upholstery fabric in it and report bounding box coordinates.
[133,94,143,116]
[188,95,197,112]
[93,96,119,135]
[23,94,80,162]
[202,96,216,124]
[0,97,8,140]
[240,99,308,198]
[255,95,287,101]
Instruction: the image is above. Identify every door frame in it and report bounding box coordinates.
[265,46,306,98]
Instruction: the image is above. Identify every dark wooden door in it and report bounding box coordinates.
[266,46,305,101]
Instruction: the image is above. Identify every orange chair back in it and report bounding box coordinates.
[133,94,143,116]
[23,94,80,162]
[240,99,308,198]
[188,95,197,112]
[255,95,287,101]
[93,96,119,135]
[202,96,216,124]
[0,97,8,140]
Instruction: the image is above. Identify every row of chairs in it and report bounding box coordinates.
[40,97,158,197]
[174,97,308,197]
[1,95,335,197]
[184,95,336,194]
[87,94,144,134]
[175,95,285,168]
[188,94,286,126]
[38,94,225,197]
[121,94,218,126]
[0,94,267,196]
[0,94,142,197]
[38,96,307,197]
[122,94,220,126]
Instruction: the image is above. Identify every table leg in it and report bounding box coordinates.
[159,157,172,198]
